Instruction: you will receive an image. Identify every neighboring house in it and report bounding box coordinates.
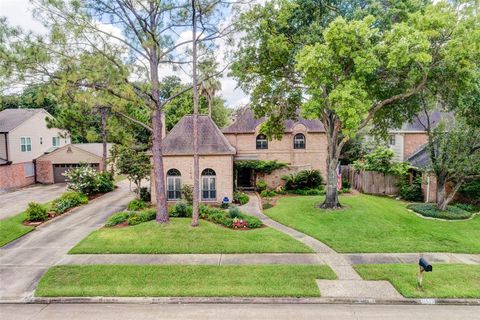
[386,111,447,162]
[0,109,70,190]
[36,143,114,183]
[151,109,328,204]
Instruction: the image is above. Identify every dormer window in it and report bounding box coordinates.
[294,133,306,149]
[256,134,268,149]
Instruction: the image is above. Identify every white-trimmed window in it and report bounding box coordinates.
[167,169,182,200]
[389,134,396,146]
[201,168,217,201]
[40,137,43,145]
[256,134,268,149]
[20,137,32,152]
[24,163,35,177]
[52,136,60,147]
[293,133,306,149]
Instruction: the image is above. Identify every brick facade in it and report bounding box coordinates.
[151,155,234,205]
[0,162,35,191]
[35,160,54,184]
[403,133,428,159]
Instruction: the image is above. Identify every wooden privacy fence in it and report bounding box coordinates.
[343,167,399,195]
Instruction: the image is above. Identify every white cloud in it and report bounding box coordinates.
[0,0,46,33]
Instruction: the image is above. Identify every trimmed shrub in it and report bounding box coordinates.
[26,202,48,222]
[171,201,192,218]
[282,170,323,190]
[127,214,142,226]
[181,185,194,204]
[105,212,131,227]
[242,215,262,228]
[228,206,242,219]
[233,192,249,205]
[459,179,480,204]
[291,188,325,196]
[137,208,156,222]
[127,199,147,211]
[260,190,276,198]
[139,187,151,203]
[453,203,480,213]
[97,172,115,193]
[397,178,423,201]
[256,179,267,191]
[263,203,273,210]
[408,203,473,220]
[51,191,88,215]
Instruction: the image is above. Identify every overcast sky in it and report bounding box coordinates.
[0,0,250,108]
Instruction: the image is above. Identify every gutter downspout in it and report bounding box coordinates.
[426,174,430,203]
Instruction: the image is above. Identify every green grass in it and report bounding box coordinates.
[35,264,336,297]
[0,212,34,247]
[355,264,480,298]
[70,218,312,254]
[264,194,480,253]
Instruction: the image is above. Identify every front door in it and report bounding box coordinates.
[237,168,253,188]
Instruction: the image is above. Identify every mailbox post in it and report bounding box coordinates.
[418,258,433,288]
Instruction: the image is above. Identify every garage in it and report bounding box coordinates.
[35,143,111,184]
[52,163,100,183]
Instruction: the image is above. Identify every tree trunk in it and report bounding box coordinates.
[152,109,169,222]
[191,0,200,227]
[321,152,341,209]
[320,117,342,209]
[436,175,447,211]
[100,107,108,173]
[208,96,212,117]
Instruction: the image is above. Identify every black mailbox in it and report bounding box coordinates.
[419,258,432,272]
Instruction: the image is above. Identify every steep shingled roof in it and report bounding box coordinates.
[163,115,235,155]
[0,109,44,133]
[406,144,431,169]
[222,108,325,134]
[391,111,453,132]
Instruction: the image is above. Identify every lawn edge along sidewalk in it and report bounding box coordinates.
[28,296,480,306]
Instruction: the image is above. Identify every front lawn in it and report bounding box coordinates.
[0,212,34,247]
[264,194,480,253]
[70,218,312,254]
[354,264,480,298]
[35,264,336,297]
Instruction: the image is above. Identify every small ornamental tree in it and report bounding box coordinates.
[427,121,480,211]
[113,146,152,199]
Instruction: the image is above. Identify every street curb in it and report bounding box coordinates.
[1,296,478,306]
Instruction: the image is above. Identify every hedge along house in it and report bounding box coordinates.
[35,143,114,183]
[222,108,328,189]
[150,115,236,205]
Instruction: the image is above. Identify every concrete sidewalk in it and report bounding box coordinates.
[58,252,480,266]
[0,181,134,302]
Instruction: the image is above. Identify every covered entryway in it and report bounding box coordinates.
[53,163,99,183]
[236,167,254,189]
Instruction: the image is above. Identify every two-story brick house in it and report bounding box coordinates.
[151,109,328,204]
[0,108,70,190]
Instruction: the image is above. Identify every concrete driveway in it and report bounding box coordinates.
[0,184,67,220]
[0,180,134,302]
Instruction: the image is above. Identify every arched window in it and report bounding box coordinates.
[256,134,268,149]
[201,168,216,201]
[293,133,306,149]
[167,169,181,200]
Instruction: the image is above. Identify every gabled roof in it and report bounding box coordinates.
[406,144,431,169]
[222,108,325,134]
[390,111,453,133]
[0,109,45,133]
[163,115,235,155]
[73,143,114,158]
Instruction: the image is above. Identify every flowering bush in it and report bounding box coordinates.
[64,166,114,195]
